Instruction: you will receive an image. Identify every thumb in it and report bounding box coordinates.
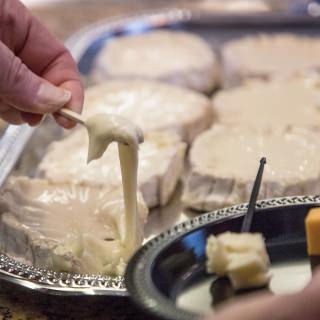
[0,41,71,114]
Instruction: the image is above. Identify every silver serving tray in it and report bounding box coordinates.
[0,7,320,296]
[0,191,318,296]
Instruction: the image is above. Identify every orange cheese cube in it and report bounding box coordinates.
[305,208,320,255]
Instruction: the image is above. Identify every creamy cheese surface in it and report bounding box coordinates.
[223,34,320,79]
[86,113,144,163]
[82,80,213,144]
[213,77,320,128]
[84,112,144,267]
[0,177,148,275]
[0,111,146,275]
[191,125,320,183]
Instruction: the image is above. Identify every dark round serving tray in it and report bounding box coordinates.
[125,195,319,320]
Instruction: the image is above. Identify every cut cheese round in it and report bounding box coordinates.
[91,31,220,93]
[82,80,213,144]
[0,177,148,275]
[38,128,186,208]
[222,34,320,86]
[183,125,320,211]
[212,77,320,129]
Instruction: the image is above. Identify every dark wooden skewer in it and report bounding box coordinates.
[210,157,267,306]
[241,157,267,233]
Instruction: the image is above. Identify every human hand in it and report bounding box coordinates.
[204,269,320,320]
[0,0,84,128]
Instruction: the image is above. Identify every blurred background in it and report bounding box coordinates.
[19,0,320,41]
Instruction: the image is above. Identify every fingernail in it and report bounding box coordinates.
[36,83,71,111]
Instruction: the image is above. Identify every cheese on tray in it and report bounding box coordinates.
[206,232,270,290]
[82,80,213,144]
[183,125,320,211]
[306,208,320,256]
[38,129,186,208]
[0,177,148,275]
[222,34,320,86]
[91,30,220,93]
[305,208,320,271]
[212,77,320,130]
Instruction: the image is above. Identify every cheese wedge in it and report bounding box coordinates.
[305,208,320,256]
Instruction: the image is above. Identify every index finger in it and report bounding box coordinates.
[2,1,84,127]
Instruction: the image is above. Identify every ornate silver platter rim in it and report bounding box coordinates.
[129,195,320,255]
[0,195,317,295]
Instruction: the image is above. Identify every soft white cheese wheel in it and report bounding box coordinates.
[212,77,320,130]
[222,34,320,86]
[83,80,213,144]
[183,125,320,211]
[91,31,220,93]
[38,129,186,208]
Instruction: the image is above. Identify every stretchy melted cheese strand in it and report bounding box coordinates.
[86,114,144,163]
[86,115,144,260]
[60,108,145,262]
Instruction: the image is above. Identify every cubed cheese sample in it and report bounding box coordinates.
[206,232,271,290]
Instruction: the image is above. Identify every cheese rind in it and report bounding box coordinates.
[305,208,320,255]
[38,129,186,208]
[183,125,320,211]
